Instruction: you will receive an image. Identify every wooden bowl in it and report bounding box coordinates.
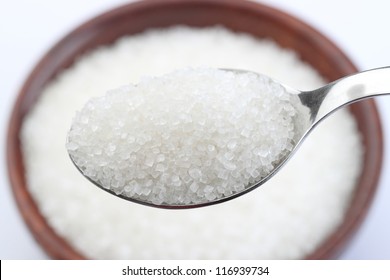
[7,0,383,259]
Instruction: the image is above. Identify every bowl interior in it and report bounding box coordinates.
[7,0,383,259]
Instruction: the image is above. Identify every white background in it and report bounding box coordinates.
[1,0,389,259]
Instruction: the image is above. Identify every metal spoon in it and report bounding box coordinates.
[69,66,389,209]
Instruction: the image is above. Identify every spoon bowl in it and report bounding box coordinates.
[69,67,390,209]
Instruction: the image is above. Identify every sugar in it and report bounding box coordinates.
[188,168,202,179]
[156,154,165,162]
[67,68,298,205]
[144,156,155,167]
[155,163,165,172]
[21,26,363,259]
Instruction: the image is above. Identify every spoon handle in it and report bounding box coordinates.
[302,67,390,124]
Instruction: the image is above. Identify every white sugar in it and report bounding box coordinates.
[67,68,298,205]
[21,26,363,259]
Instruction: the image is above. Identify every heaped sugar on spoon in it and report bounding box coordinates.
[67,67,390,209]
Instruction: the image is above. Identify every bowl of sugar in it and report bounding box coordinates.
[7,0,383,259]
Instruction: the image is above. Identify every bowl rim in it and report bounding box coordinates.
[6,0,383,260]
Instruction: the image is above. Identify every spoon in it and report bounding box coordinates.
[69,66,389,209]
